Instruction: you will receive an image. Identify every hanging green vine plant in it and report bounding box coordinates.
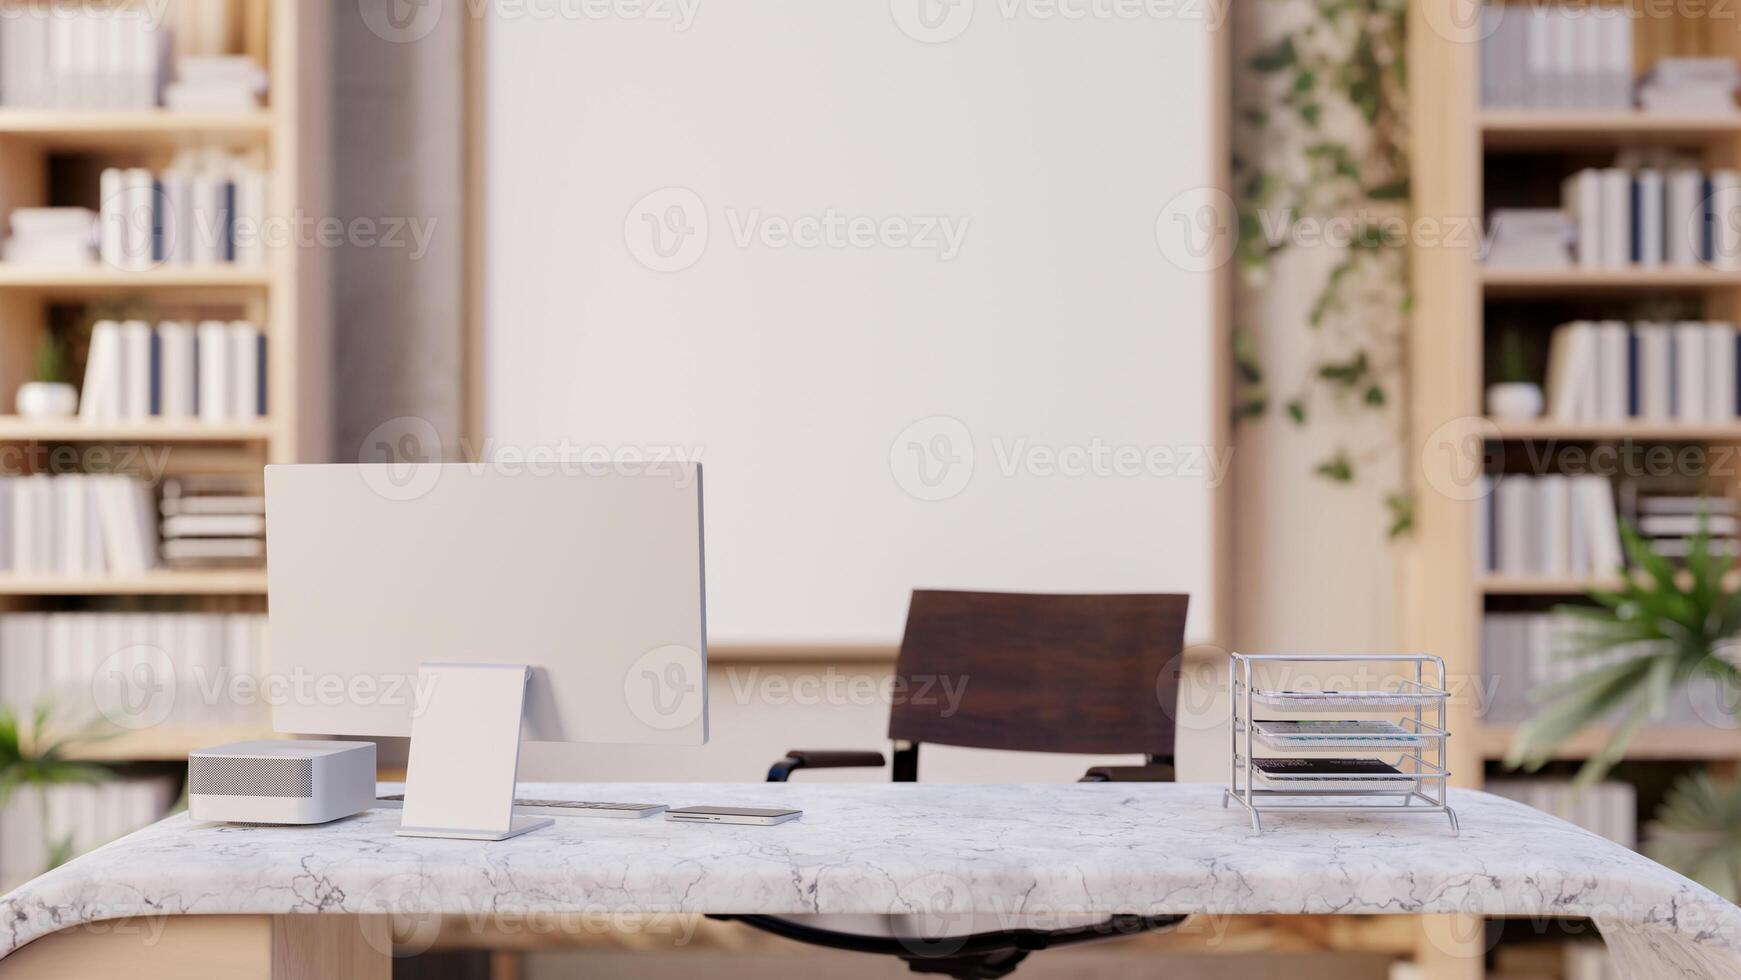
[1234,0,1413,537]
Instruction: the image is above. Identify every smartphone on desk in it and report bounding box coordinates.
[666,806,802,826]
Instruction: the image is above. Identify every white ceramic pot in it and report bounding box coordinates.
[16,381,78,419]
[1486,382,1543,420]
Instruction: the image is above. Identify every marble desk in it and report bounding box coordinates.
[1,783,1737,978]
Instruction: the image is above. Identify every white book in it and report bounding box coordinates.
[0,481,14,574]
[1539,474,1571,575]
[156,321,196,419]
[98,168,127,270]
[9,478,32,574]
[1550,8,1577,107]
[162,514,265,538]
[1601,7,1633,109]
[1675,320,1710,420]
[190,174,229,264]
[157,171,191,265]
[164,83,260,112]
[232,169,266,266]
[1598,169,1631,267]
[1636,170,1664,267]
[228,321,262,418]
[121,168,155,271]
[1526,7,1552,107]
[1636,322,1673,420]
[118,320,152,419]
[197,320,232,422]
[1564,170,1602,266]
[162,536,266,561]
[1666,169,1705,266]
[1582,477,1624,577]
[94,477,146,575]
[1546,321,1598,419]
[1707,321,1737,419]
[1568,479,1591,575]
[1597,320,1629,420]
[56,476,87,577]
[1716,170,1741,272]
[80,320,122,421]
[1496,476,1533,574]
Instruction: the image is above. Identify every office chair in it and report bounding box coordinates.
[716,590,1190,980]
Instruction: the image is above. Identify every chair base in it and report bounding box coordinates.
[712,912,1186,980]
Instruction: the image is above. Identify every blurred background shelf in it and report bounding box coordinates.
[0,569,267,595]
[1482,109,1741,148]
[1478,725,1741,761]
[0,109,272,150]
[63,727,279,762]
[1481,266,1741,294]
[0,418,274,441]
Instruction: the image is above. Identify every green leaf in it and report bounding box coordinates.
[1315,453,1354,483]
[1363,384,1385,406]
[1248,38,1298,73]
[1317,350,1370,386]
[1286,400,1306,425]
[1385,493,1414,538]
[1367,177,1410,200]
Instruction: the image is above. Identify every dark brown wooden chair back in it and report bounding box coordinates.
[886,590,1189,758]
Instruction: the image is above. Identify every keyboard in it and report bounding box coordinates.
[374,795,667,819]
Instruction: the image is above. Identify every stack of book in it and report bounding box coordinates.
[1638,57,1739,114]
[1485,780,1637,848]
[1477,473,1623,578]
[0,7,168,109]
[98,154,268,271]
[1544,320,1739,422]
[2,208,95,266]
[164,55,266,111]
[1484,208,1573,268]
[0,610,268,729]
[1623,490,1740,558]
[1397,944,1616,980]
[0,474,158,576]
[1560,166,1741,269]
[1479,3,1634,109]
[80,320,266,424]
[160,476,264,568]
[0,777,179,891]
[1481,610,1736,724]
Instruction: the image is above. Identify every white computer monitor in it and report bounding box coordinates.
[263,462,707,838]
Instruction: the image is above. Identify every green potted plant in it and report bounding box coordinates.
[1646,771,1741,901]
[15,331,77,419]
[1486,326,1542,420]
[1507,516,1741,786]
[0,704,113,874]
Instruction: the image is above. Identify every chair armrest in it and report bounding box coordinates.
[767,749,887,782]
[1079,762,1176,783]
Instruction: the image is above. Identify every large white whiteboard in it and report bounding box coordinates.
[482,1,1222,647]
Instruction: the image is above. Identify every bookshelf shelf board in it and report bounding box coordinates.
[1488,419,1741,441]
[1479,576,1623,595]
[0,418,273,442]
[0,265,273,297]
[0,109,271,149]
[63,727,279,762]
[1482,267,1741,294]
[0,570,267,595]
[1481,110,1741,149]
[1478,725,1741,762]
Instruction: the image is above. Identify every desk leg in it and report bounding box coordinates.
[0,914,391,980]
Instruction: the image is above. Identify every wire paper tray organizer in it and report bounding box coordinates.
[1223,653,1458,835]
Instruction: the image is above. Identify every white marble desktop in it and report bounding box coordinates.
[1,783,1737,976]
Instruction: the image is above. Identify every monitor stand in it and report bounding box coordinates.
[395,662,554,841]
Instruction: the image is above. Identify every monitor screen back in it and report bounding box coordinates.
[264,463,707,745]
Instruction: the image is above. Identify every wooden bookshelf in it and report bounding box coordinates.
[0,418,274,441]
[0,570,268,596]
[0,1,329,771]
[0,109,272,150]
[1482,109,1741,148]
[1411,2,1741,976]
[1481,266,1741,294]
